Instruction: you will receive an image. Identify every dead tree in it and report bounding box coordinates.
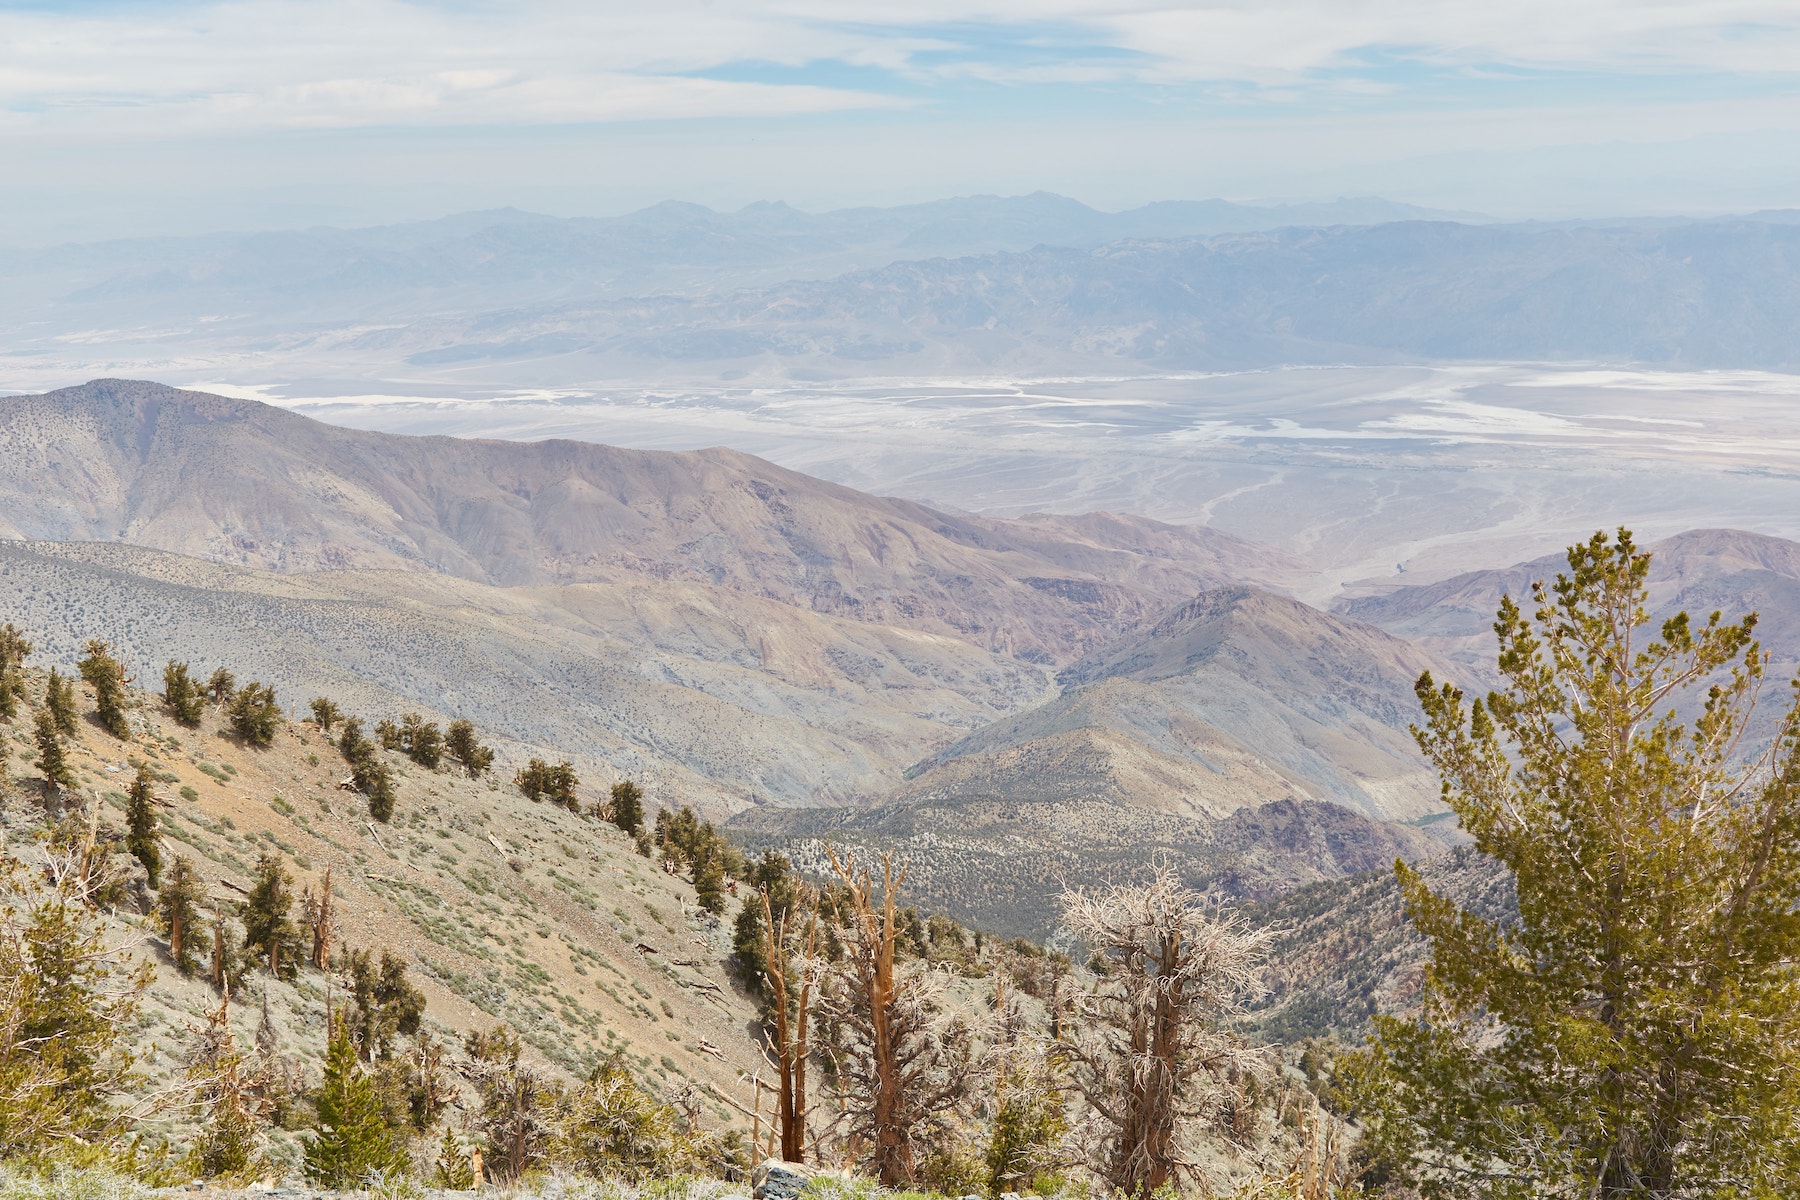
[303,866,335,970]
[760,886,820,1163]
[1057,866,1272,1197]
[820,848,972,1187]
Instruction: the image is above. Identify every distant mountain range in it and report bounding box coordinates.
[0,193,1475,318]
[11,195,1800,387]
[396,219,1800,375]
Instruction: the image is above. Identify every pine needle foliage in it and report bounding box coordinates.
[205,669,235,705]
[608,779,645,835]
[308,697,343,733]
[515,758,578,809]
[161,662,205,728]
[32,710,73,791]
[338,718,397,822]
[77,641,131,740]
[0,623,31,722]
[444,719,494,777]
[1365,529,1800,1197]
[550,1056,708,1181]
[226,683,280,747]
[239,853,304,981]
[44,670,77,738]
[0,856,150,1157]
[157,857,204,976]
[123,765,161,889]
[304,1014,406,1187]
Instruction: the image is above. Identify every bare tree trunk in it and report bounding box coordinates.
[761,890,818,1162]
[828,849,911,1186]
[310,865,334,970]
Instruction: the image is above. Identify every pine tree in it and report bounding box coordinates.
[1356,529,1800,1197]
[398,713,444,769]
[445,719,494,777]
[227,682,281,747]
[515,758,577,807]
[44,668,77,737]
[33,708,74,791]
[77,639,131,739]
[432,1127,474,1189]
[693,854,727,916]
[344,947,427,1061]
[206,668,236,704]
[339,717,398,821]
[159,856,204,975]
[0,622,32,722]
[125,763,162,888]
[609,780,645,836]
[304,1013,406,1186]
[240,852,304,980]
[162,661,206,727]
[0,858,153,1156]
[308,697,344,733]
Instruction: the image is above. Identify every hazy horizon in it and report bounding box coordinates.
[5,1,1800,243]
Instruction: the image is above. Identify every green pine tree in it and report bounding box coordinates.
[227,682,281,747]
[609,780,645,836]
[125,763,162,888]
[1362,529,1800,1196]
[158,856,204,975]
[432,1127,474,1189]
[309,697,344,733]
[206,667,236,704]
[398,713,444,769]
[304,1014,406,1186]
[77,639,131,739]
[45,668,77,737]
[444,719,494,777]
[162,661,206,727]
[33,708,74,790]
[0,622,32,722]
[693,853,727,916]
[240,852,304,980]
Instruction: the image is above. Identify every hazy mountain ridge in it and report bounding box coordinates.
[0,379,1297,664]
[897,587,1450,824]
[1338,528,1800,688]
[729,586,1458,937]
[0,538,1060,816]
[418,218,1800,374]
[0,193,1471,322]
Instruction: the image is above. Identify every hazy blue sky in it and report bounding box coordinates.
[4,0,1800,241]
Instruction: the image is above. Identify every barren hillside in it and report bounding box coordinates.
[0,379,1297,664]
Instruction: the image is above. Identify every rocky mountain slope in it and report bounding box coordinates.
[731,587,1455,940]
[0,539,1053,816]
[0,666,772,1175]
[902,587,1449,825]
[0,380,1295,664]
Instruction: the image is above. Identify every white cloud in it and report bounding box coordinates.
[3,0,1799,141]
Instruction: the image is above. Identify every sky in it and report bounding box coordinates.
[3,0,1800,242]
